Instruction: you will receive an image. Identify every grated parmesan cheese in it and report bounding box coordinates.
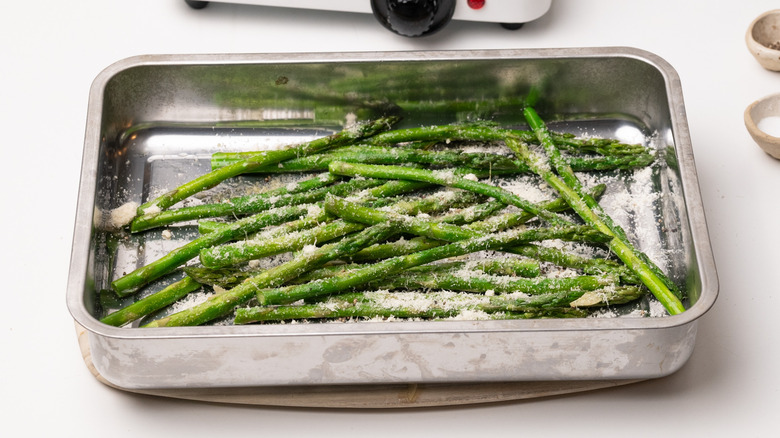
[100,202,139,230]
[300,244,319,255]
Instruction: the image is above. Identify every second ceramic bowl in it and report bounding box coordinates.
[745,93,780,159]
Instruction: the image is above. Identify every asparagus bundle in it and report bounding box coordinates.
[112,204,314,296]
[197,188,485,268]
[101,111,684,327]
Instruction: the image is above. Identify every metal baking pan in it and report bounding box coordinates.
[67,48,718,390]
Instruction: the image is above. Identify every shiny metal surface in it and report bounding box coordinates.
[67,48,718,389]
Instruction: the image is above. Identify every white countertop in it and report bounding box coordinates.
[2,1,778,436]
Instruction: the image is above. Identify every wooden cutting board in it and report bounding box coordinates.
[75,323,641,408]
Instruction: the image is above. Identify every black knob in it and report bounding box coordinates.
[371,0,456,37]
[387,0,436,36]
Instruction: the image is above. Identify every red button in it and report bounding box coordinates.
[468,0,485,9]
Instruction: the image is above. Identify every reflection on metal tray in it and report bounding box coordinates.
[67,48,718,390]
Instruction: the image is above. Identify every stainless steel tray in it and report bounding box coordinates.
[67,48,718,390]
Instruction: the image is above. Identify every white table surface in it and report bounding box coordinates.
[2,1,778,436]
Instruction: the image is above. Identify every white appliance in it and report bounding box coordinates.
[185,1,553,37]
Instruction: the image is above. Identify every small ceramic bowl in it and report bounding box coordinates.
[746,10,780,71]
[745,93,780,159]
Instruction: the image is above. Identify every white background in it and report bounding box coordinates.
[2,1,779,436]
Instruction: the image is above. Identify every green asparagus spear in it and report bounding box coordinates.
[552,134,650,156]
[210,146,654,174]
[371,269,618,295]
[431,199,507,226]
[452,258,541,278]
[135,117,399,216]
[234,290,594,324]
[346,236,443,263]
[211,146,524,171]
[101,276,201,327]
[196,220,229,235]
[289,258,542,286]
[361,123,646,157]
